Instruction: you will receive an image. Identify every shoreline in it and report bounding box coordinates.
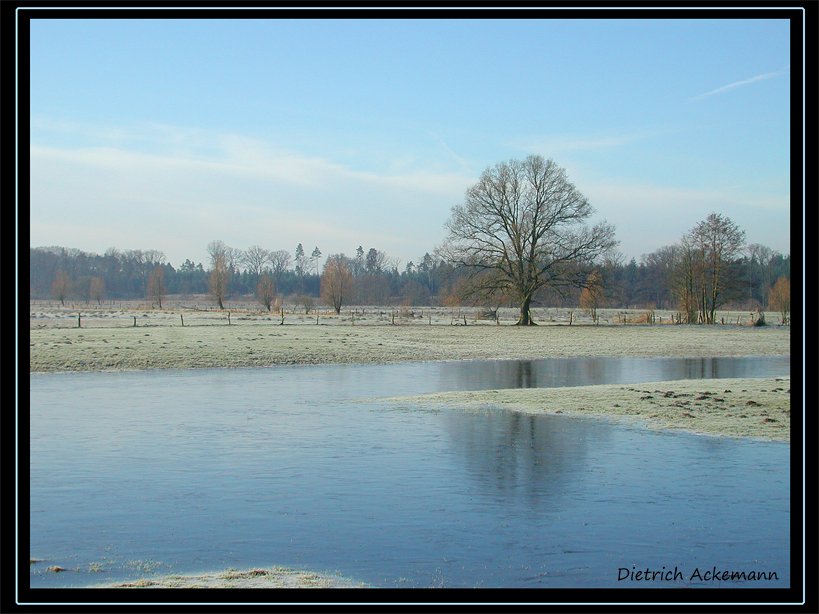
[86,567,367,589]
[371,376,791,442]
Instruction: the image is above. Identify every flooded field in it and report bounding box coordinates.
[29,356,791,590]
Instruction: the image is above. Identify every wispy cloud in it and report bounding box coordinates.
[512,127,681,155]
[689,65,790,102]
[427,130,475,175]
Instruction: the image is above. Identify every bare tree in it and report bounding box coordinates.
[226,246,244,275]
[243,245,272,287]
[750,244,778,308]
[52,270,71,306]
[768,276,790,324]
[147,265,167,308]
[268,250,292,290]
[207,240,232,309]
[640,246,676,309]
[256,272,276,311]
[689,213,746,325]
[298,294,313,314]
[144,249,166,269]
[75,276,93,304]
[365,248,392,275]
[671,237,699,324]
[320,254,353,314]
[579,269,605,324]
[442,155,617,325]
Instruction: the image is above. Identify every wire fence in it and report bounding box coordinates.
[29,303,790,330]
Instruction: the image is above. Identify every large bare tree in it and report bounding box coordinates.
[443,155,617,325]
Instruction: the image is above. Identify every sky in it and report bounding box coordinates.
[26,12,796,271]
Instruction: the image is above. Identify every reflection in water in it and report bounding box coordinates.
[440,409,604,509]
[437,355,789,392]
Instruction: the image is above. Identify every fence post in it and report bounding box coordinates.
[181,314,184,327]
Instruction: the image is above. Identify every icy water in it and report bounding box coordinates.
[28,356,791,589]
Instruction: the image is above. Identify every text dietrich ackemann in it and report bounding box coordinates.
[618,566,780,583]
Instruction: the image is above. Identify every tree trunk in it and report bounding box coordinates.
[515,295,536,325]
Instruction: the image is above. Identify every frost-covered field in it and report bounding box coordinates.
[28,299,790,373]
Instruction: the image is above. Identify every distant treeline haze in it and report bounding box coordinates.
[30,238,789,315]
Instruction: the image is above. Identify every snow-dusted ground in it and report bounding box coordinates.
[369,376,791,442]
[28,300,789,373]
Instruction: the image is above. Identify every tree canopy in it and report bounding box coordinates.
[443,155,618,325]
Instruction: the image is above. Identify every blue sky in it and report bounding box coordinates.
[27,14,794,270]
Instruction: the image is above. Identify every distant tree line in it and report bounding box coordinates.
[29,234,788,316]
[28,243,454,308]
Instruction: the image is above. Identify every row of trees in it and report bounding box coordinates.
[583,216,791,325]
[32,235,789,321]
[30,242,454,309]
[30,155,790,324]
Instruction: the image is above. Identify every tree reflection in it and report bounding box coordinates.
[436,356,788,392]
[514,361,535,388]
[440,409,611,511]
